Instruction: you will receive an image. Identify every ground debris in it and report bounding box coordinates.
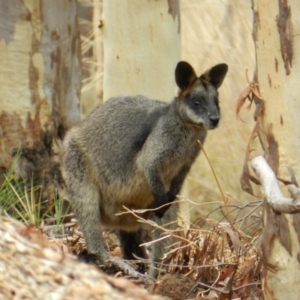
[0,207,263,300]
[0,217,167,300]
[53,211,263,299]
[154,219,263,299]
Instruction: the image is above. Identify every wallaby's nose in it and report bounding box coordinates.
[210,116,220,127]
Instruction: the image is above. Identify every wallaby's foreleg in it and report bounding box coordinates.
[149,166,191,277]
[149,165,190,277]
[154,165,191,217]
[167,165,191,203]
[138,164,169,218]
[149,201,179,278]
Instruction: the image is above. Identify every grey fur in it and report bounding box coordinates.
[61,61,228,277]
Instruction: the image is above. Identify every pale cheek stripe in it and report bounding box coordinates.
[186,107,205,125]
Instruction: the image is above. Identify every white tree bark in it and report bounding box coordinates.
[251,1,300,298]
[102,0,181,102]
[253,0,300,180]
[0,0,81,187]
[93,0,103,103]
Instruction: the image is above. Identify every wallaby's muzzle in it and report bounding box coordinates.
[209,115,220,128]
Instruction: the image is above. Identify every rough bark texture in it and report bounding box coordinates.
[252,0,300,298]
[0,0,81,191]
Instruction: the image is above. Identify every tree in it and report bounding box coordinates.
[249,1,300,298]
[0,0,81,195]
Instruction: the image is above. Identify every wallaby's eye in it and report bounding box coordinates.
[193,101,200,106]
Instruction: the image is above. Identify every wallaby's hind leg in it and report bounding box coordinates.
[118,229,148,260]
[71,185,107,261]
[63,139,146,277]
[118,229,148,272]
[63,141,107,262]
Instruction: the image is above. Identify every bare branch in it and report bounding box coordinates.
[251,156,300,213]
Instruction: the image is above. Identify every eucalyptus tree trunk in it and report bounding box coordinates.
[251,0,300,298]
[0,0,81,193]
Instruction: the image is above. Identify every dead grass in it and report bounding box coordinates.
[161,218,262,298]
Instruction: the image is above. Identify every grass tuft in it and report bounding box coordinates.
[0,154,68,229]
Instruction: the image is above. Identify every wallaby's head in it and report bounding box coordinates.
[175,61,228,130]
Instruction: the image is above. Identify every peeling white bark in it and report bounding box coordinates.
[251,156,300,213]
[252,0,300,181]
[252,155,300,299]
[251,2,300,297]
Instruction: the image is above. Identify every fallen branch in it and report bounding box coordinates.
[251,156,300,213]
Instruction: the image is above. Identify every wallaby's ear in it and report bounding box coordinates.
[201,63,228,89]
[175,61,197,91]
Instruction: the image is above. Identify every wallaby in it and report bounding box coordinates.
[61,61,228,277]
